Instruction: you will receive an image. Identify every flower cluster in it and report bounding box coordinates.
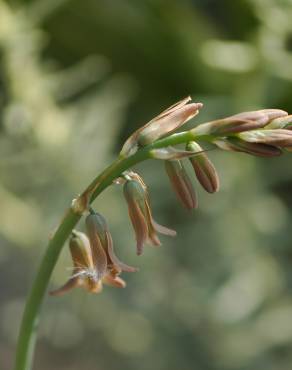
[51,97,292,295]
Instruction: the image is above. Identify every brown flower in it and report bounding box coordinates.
[50,230,103,296]
[123,173,176,255]
[50,212,137,296]
[120,97,203,157]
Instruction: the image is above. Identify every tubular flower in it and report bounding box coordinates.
[186,141,219,193]
[123,173,176,255]
[191,109,287,136]
[50,230,103,296]
[85,211,137,287]
[164,160,198,210]
[50,213,137,296]
[120,96,203,157]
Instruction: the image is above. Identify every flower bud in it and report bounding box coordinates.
[214,137,282,157]
[186,142,219,193]
[191,109,287,136]
[265,115,292,129]
[123,175,176,255]
[120,97,203,157]
[164,160,198,210]
[238,129,292,147]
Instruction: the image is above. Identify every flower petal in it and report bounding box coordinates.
[103,275,126,288]
[86,214,108,279]
[152,220,177,237]
[106,232,138,272]
[127,199,149,255]
[49,277,81,296]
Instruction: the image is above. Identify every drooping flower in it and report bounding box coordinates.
[50,213,137,296]
[164,160,198,210]
[191,109,287,136]
[120,97,203,157]
[85,211,137,281]
[123,172,176,255]
[186,141,219,193]
[50,230,103,296]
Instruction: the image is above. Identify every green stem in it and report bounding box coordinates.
[14,130,202,370]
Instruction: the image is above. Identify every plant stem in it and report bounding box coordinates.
[14,130,203,370]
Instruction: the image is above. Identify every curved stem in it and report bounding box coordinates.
[14,130,202,370]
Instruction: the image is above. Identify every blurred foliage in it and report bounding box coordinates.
[1,0,292,369]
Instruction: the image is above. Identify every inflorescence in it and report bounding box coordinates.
[50,97,292,296]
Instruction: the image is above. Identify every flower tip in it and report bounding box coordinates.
[136,249,143,256]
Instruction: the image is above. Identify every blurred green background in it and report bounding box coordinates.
[1,0,292,369]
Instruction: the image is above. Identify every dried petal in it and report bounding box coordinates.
[152,220,177,237]
[186,142,219,193]
[103,275,126,288]
[106,232,138,272]
[164,160,198,210]
[144,201,161,247]
[49,276,81,296]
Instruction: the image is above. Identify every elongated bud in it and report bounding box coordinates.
[214,137,282,157]
[186,142,219,193]
[123,175,176,255]
[120,97,203,157]
[265,115,292,129]
[191,109,287,136]
[238,129,292,147]
[164,160,198,210]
